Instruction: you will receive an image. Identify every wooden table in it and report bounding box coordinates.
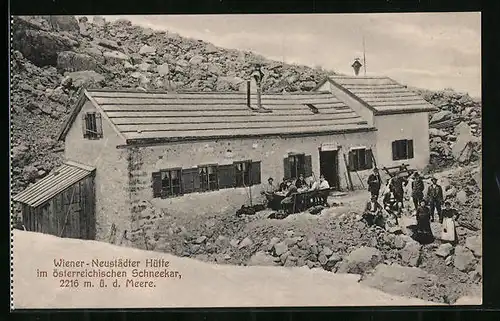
[279,189,332,214]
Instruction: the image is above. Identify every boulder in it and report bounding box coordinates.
[157,63,170,76]
[139,44,156,55]
[455,121,473,136]
[336,247,383,274]
[189,55,205,65]
[23,165,40,182]
[318,253,328,266]
[429,128,447,137]
[284,255,297,267]
[401,241,422,267]
[435,243,453,258]
[66,70,105,88]
[124,61,136,71]
[45,16,79,32]
[204,43,218,54]
[229,239,239,248]
[103,51,130,64]
[56,51,100,72]
[82,47,105,64]
[273,242,288,256]
[456,190,468,204]
[284,236,301,247]
[194,236,207,244]
[238,237,253,249]
[465,235,482,257]
[361,264,438,300]
[12,29,76,67]
[393,235,406,249]
[430,110,452,124]
[11,144,30,166]
[445,187,457,199]
[453,245,476,272]
[300,81,317,91]
[92,16,107,27]
[321,246,333,257]
[97,38,121,51]
[247,251,278,266]
[138,62,153,72]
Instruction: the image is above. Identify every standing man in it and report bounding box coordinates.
[390,173,407,209]
[261,177,277,209]
[411,172,425,213]
[367,168,382,199]
[427,177,444,223]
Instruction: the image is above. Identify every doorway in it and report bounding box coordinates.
[319,149,339,190]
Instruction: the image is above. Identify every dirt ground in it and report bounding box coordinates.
[144,163,482,304]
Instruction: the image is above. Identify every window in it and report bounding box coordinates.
[392,139,414,161]
[234,161,252,187]
[152,161,261,198]
[152,169,182,198]
[82,112,103,139]
[348,148,373,171]
[283,154,312,180]
[199,165,219,192]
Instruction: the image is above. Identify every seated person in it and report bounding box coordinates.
[363,195,384,227]
[280,181,298,206]
[279,177,288,192]
[295,174,307,190]
[319,174,330,190]
[318,174,330,206]
[309,177,320,191]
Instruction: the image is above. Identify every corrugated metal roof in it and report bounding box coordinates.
[327,76,438,115]
[12,161,95,208]
[84,90,374,141]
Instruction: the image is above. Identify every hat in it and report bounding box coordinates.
[268,177,273,181]
[431,177,438,182]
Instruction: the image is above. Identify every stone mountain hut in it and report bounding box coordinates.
[12,73,436,243]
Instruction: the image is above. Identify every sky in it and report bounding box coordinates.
[98,13,481,97]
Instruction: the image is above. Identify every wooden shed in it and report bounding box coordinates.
[12,160,96,239]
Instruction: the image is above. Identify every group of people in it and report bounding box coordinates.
[363,167,460,244]
[261,173,331,210]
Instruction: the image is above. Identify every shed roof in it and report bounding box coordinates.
[12,161,95,208]
[58,89,375,144]
[315,76,438,115]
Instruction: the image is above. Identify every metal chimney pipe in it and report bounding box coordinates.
[256,85,262,108]
[246,80,251,107]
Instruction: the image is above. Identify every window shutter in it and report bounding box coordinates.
[304,155,312,177]
[348,151,355,171]
[392,141,398,161]
[250,161,261,185]
[181,168,197,194]
[193,168,201,192]
[95,112,103,138]
[407,140,414,159]
[218,164,235,189]
[152,172,162,198]
[283,157,291,180]
[365,149,373,169]
[82,113,88,138]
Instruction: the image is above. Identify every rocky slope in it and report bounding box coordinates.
[11,15,481,195]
